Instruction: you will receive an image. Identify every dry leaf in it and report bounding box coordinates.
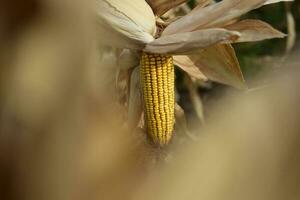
[185,75,205,124]
[285,5,296,52]
[95,46,119,98]
[191,0,213,12]
[174,55,207,81]
[128,67,143,129]
[188,44,246,89]
[144,28,240,54]
[264,0,294,5]
[96,0,156,49]
[116,68,130,105]
[118,49,140,69]
[97,20,147,50]
[146,0,187,16]
[174,104,196,140]
[225,19,286,43]
[162,0,289,35]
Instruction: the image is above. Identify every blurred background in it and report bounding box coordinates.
[0,0,300,200]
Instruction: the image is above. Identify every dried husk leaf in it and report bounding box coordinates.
[285,7,296,52]
[118,49,140,69]
[96,0,156,49]
[174,55,207,81]
[174,104,196,140]
[116,67,131,106]
[144,28,240,54]
[187,44,246,89]
[264,0,293,5]
[95,46,120,98]
[191,0,213,12]
[185,75,205,124]
[97,20,148,50]
[146,0,187,16]
[128,67,143,129]
[162,0,289,36]
[225,19,286,43]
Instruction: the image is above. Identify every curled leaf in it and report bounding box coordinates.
[187,44,246,89]
[116,68,131,106]
[144,28,240,54]
[97,20,147,50]
[225,19,286,43]
[96,0,156,49]
[285,6,296,52]
[190,0,212,12]
[118,50,140,69]
[185,75,205,124]
[263,0,294,5]
[146,0,187,16]
[162,0,289,36]
[173,55,207,81]
[128,67,143,129]
[175,104,196,140]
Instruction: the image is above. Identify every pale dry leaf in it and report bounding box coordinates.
[146,0,187,16]
[188,44,246,89]
[174,104,196,140]
[185,75,205,124]
[116,68,130,105]
[128,67,143,129]
[285,6,296,52]
[97,20,147,50]
[225,19,286,43]
[96,0,156,49]
[144,28,240,54]
[95,46,120,98]
[173,55,208,81]
[118,49,140,69]
[264,0,294,5]
[162,0,289,35]
[191,0,213,12]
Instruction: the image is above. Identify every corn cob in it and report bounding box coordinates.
[140,52,175,146]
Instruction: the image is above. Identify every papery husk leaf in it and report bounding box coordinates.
[225,19,286,43]
[285,7,296,52]
[144,28,240,54]
[188,44,246,89]
[174,55,208,81]
[191,0,213,12]
[128,67,143,129]
[96,46,120,97]
[175,104,197,140]
[118,49,140,69]
[146,0,187,16]
[116,67,131,106]
[97,20,148,50]
[264,0,293,5]
[185,75,205,124]
[96,0,156,49]
[162,0,288,36]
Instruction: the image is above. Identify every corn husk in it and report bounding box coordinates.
[118,49,139,70]
[96,0,156,49]
[187,44,246,89]
[144,28,240,54]
[162,0,292,35]
[225,19,286,43]
[264,0,293,5]
[128,67,142,129]
[174,55,208,81]
[146,0,187,16]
